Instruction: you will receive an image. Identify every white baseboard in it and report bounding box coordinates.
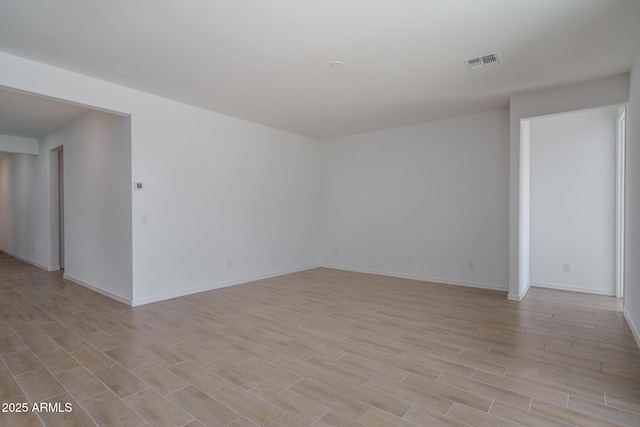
[131,264,321,307]
[530,281,616,296]
[623,307,640,349]
[63,274,132,306]
[0,249,56,271]
[320,263,508,292]
[508,282,531,301]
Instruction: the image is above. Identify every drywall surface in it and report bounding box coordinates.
[624,52,640,347]
[0,111,133,301]
[0,154,39,265]
[0,52,320,306]
[44,111,133,301]
[530,108,617,295]
[518,121,531,300]
[509,74,629,300]
[0,135,38,154]
[321,109,509,290]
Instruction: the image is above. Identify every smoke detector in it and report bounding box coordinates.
[465,52,500,71]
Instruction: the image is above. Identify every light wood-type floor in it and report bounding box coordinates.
[1,253,640,426]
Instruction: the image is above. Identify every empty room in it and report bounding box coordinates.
[1,1,640,426]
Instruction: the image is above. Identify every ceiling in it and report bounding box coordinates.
[0,0,639,140]
[0,87,90,160]
[0,88,90,139]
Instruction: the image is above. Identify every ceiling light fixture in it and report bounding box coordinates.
[330,61,344,68]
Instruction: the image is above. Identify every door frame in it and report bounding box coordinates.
[518,105,626,299]
[49,146,64,271]
[616,107,626,298]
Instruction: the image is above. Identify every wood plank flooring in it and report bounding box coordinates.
[1,252,639,426]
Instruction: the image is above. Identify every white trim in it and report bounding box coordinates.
[508,282,531,301]
[131,264,320,307]
[321,263,508,292]
[623,307,640,349]
[518,119,532,302]
[63,274,132,306]
[0,249,57,271]
[615,107,626,298]
[530,282,616,296]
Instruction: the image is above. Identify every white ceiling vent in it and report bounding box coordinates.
[465,52,500,71]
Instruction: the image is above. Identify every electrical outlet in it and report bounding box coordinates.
[563,263,571,273]
[141,214,148,224]
[408,256,413,264]
[227,260,232,269]
[468,262,475,271]
[334,249,338,257]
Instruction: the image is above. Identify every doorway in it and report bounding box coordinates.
[519,105,626,299]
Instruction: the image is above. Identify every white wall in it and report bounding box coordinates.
[133,112,321,305]
[321,109,510,290]
[0,154,37,265]
[530,108,617,295]
[44,111,133,301]
[624,51,640,347]
[0,135,38,154]
[509,74,629,300]
[0,111,132,301]
[518,121,531,300]
[0,52,321,306]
